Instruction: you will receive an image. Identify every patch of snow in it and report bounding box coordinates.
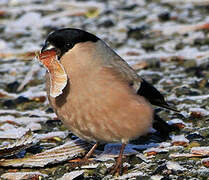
[166,161,185,171]
[0,123,16,131]
[58,170,84,180]
[0,127,29,139]
[167,118,187,126]
[117,170,144,179]
[171,135,189,143]
[0,109,56,119]
[151,175,164,180]
[177,94,209,101]
[136,153,149,162]
[158,142,172,148]
[81,163,99,169]
[189,107,209,116]
[1,171,48,180]
[191,147,209,155]
[144,147,168,153]
[5,12,43,36]
[197,167,209,176]
[26,122,42,131]
[0,115,48,125]
[35,131,69,140]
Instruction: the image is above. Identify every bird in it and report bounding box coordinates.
[39,28,178,175]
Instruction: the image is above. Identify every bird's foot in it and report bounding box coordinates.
[108,161,123,176]
[68,157,94,163]
[68,157,94,170]
[68,143,98,164]
[107,156,127,176]
[68,157,94,167]
[106,143,127,176]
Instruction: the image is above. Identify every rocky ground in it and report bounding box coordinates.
[0,0,209,179]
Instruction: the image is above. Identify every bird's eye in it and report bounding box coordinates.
[66,43,73,49]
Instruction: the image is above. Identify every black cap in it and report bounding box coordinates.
[41,28,99,58]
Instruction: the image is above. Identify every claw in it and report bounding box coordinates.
[68,143,98,165]
[109,160,123,176]
[107,143,126,176]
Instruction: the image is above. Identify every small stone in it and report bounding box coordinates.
[126,51,140,56]
[46,107,54,113]
[191,147,209,156]
[127,26,148,39]
[198,79,208,88]
[171,135,189,147]
[3,99,15,108]
[146,151,158,156]
[175,42,184,50]
[158,12,170,21]
[32,96,46,102]
[141,42,155,51]
[190,111,203,118]
[183,60,197,69]
[57,170,84,180]
[117,4,137,11]
[151,175,164,180]
[186,134,204,141]
[6,81,19,93]
[166,161,185,171]
[194,38,209,46]
[202,158,209,168]
[187,142,200,149]
[172,123,185,129]
[132,61,148,70]
[152,164,167,175]
[174,86,200,97]
[197,167,209,177]
[98,19,114,28]
[15,96,30,104]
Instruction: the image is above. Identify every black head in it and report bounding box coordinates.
[41,28,99,58]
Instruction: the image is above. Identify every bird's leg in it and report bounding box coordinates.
[83,143,98,160]
[69,143,98,163]
[110,143,126,176]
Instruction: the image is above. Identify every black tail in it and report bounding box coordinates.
[137,79,179,112]
[153,113,180,139]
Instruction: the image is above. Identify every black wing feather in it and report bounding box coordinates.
[137,79,179,112]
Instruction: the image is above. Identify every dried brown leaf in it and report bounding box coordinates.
[171,123,186,129]
[146,151,158,156]
[161,23,209,36]
[126,51,140,56]
[0,131,38,158]
[171,135,189,147]
[191,147,209,156]
[170,147,209,158]
[0,89,17,99]
[190,111,203,118]
[17,64,40,92]
[132,61,148,70]
[1,172,47,180]
[57,170,84,180]
[162,0,209,6]
[0,51,36,60]
[172,141,188,147]
[169,153,202,158]
[0,139,91,167]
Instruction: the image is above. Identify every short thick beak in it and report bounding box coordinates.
[41,43,48,53]
[41,42,54,53]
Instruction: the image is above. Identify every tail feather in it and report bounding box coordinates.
[137,79,179,112]
[153,113,180,139]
